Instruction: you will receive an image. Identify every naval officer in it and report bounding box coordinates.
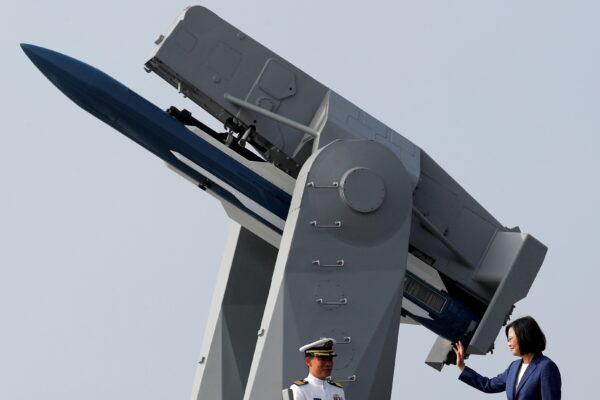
[290,338,345,400]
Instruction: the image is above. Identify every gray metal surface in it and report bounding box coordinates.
[191,224,278,399]
[146,6,421,182]
[310,91,421,186]
[281,388,294,400]
[143,5,549,397]
[339,167,386,213]
[425,336,454,371]
[409,153,546,356]
[146,6,328,171]
[243,139,413,400]
[468,232,547,354]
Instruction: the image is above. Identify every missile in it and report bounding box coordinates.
[20,43,291,233]
[22,43,484,354]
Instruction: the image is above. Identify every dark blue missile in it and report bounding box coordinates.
[22,44,483,350]
[20,43,290,230]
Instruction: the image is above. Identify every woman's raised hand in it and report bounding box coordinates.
[452,341,466,371]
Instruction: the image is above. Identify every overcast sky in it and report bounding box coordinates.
[2,1,598,399]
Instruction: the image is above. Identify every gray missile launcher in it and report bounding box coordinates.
[142,7,547,399]
[25,5,548,400]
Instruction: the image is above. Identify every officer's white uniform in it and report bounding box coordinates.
[289,338,346,400]
[290,373,345,400]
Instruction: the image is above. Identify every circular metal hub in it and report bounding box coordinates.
[339,167,386,213]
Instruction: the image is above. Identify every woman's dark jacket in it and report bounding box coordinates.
[458,353,561,400]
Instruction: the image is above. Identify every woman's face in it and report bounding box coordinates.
[507,327,521,356]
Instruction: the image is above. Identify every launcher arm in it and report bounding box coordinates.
[243,139,414,400]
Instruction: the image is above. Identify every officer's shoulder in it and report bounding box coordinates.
[292,379,308,386]
[327,380,343,389]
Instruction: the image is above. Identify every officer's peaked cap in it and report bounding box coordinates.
[299,337,337,357]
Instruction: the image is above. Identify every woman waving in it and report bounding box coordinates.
[453,316,561,399]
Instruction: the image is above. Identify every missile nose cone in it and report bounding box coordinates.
[21,43,64,75]
[20,43,39,57]
[20,43,101,109]
[22,44,67,86]
[22,42,94,86]
[20,43,37,58]
[21,42,132,127]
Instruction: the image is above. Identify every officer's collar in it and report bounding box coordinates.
[306,373,328,385]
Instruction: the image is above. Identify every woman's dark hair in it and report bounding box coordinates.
[505,316,546,355]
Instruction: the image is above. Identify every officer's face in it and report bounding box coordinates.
[306,355,334,379]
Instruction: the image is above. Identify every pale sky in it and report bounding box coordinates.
[2,1,598,399]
